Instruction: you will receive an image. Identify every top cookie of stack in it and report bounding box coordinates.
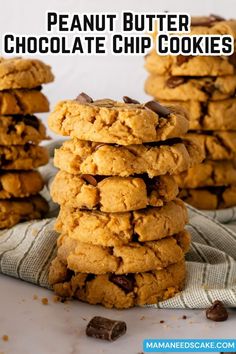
[0,57,54,228]
[48,93,203,309]
[145,16,236,210]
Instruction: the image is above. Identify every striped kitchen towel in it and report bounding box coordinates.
[0,141,235,309]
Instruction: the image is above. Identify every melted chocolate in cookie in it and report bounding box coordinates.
[109,274,135,293]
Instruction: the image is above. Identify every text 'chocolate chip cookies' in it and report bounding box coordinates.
[48,92,203,308]
[144,16,236,210]
[0,57,54,228]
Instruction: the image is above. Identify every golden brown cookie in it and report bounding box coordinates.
[0,195,49,229]
[160,99,236,131]
[145,75,236,102]
[0,171,44,199]
[56,230,190,274]
[49,257,186,309]
[0,57,54,90]
[54,138,204,178]
[55,199,188,246]
[145,51,235,77]
[51,171,179,212]
[0,144,49,170]
[179,186,236,210]
[184,132,236,160]
[0,115,48,145]
[175,160,236,188]
[48,98,189,145]
[0,88,49,115]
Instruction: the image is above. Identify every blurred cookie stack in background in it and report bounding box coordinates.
[0,57,54,228]
[145,16,236,210]
[48,93,203,308]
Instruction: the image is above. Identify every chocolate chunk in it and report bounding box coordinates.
[145,101,171,118]
[76,92,93,103]
[166,76,186,88]
[65,269,75,282]
[81,174,97,186]
[86,316,127,341]
[191,15,224,27]
[123,96,140,104]
[229,53,236,67]
[177,55,193,66]
[22,115,40,130]
[109,274,134,293]
[206,300,228,322]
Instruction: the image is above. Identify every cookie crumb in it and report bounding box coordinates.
[33,294,38,300]
[182,315,187,320]
[160,320,165,324]
[52,295,61,303]
[2,335,9,342]
[41,297,48,305]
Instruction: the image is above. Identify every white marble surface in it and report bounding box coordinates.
[0,274,235,354]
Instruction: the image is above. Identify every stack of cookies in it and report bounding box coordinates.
[0,57,54,228]
[145,16,236,210]
[48,93,203,309]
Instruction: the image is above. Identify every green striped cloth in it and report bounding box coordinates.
[0,142,235,308]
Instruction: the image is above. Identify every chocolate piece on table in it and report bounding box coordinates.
[86,316,127,341]
[206,300,228,322]
[123,96,140,104]
[145,101,171,118]
[76,92,93,103]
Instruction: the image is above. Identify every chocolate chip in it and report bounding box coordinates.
[86,316,127,341]
[109,274,134,293]
[65,269,75,282]
[123,96,140,104]
[177,55,193,66]
[22,115,40,130]
[191,15,224,27]
[166,76,186,88]
[145,101,171,118]
[76,92,93,103]
[229,53,236,67]
[81,174,98,186]
[206,300,228,322]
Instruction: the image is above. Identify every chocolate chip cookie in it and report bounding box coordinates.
[0,57,54,90]
[56,230,190,274]
[145,75,236,102]
[0,171,44,198]
[160,99,236,131]
[54,137,204,178]
[0,115,48,145]
[0,88,49,115]
[49,257,186,309]
[55,199,188,246]
[179,185,236,210]
[48,98,189,145]
[51,171,179,212]
[0,144,49,170]
[175,160,236,188]
[0,194,49,229]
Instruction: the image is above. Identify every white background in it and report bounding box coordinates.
[0,0,236,132]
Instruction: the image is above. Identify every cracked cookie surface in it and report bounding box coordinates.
[0,57,54,90]
[175,160,236,188]
[51,171,179,212]
[179,186,236,210]
[145,75,236,102]
[0,88,49,115]
[49,257,186,309]
[184,132,236,160]
[0,144,49,170]
[56,230,190,274]
[48,99,189,145]
[0,115,48,145]
[0,171,44,199]
[0,194,49,229]
[55,199,188,246]
[160,99,236,131]
[54,138,204,178]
